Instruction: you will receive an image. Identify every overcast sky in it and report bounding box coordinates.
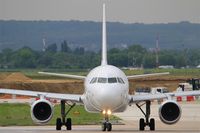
[0,0,200,24]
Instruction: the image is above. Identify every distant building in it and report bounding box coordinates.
[121,67,143,70]
[158,65,174,69]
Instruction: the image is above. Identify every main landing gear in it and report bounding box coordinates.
[56,100,75,130]
[102,111,112,131]
[136,100,155,131]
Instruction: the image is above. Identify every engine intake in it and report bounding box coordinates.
[159,100,181,124]
[31,99,53,124]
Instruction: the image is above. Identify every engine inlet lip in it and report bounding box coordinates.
[31,99,54,124]
[159,100,182,125]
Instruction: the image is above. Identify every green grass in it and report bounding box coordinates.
[0,103,119,126]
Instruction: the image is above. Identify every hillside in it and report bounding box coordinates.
[0,21,200,51]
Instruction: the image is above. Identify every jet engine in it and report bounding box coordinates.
[159,100,181,124]
[31,98,54,124]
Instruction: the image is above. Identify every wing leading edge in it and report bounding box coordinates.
[38,72,86,80]
[129,90,200,104]
[0,88,83,103]
[127,72,169,79]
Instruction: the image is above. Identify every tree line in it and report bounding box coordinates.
[0,41,200,69]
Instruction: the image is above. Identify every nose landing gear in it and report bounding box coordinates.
[102,110,112,131]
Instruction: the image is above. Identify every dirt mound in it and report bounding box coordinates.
[0,73,10,80]
[128,76,188,94]
[0,80,84,94]
[4,72,31,82]
[0,74,194,95]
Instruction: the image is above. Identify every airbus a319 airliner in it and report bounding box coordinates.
[1,4,200,132]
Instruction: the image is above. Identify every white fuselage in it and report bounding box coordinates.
[81,4,130,114]
[82,65,129,113]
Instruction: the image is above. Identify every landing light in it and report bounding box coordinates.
[107,110,112,115]
[102,110,106,114]
[102,110,112,115]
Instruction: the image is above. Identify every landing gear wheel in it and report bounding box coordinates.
[107,123,112,131]
[102,122,106,131]
[56,118,62,130]
[55,100,75,131]
[139,118,145,131]
[150,118,155,131]
[137,101,156,131]
[102,122,112,131]
[66,118,72,130]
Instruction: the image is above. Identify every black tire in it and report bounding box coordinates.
[102,122,107,131]
[66,118,72,130]
[139,118,145,131]
[150,118,155,131]
[107,123,112,131]
[56,118,62,130]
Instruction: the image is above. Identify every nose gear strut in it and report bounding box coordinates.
[102,113,112,131]
[101,109,113,132]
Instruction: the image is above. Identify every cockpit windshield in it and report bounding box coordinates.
[97,77,107,83]
[90,77,125,84]
[108,77,117,83]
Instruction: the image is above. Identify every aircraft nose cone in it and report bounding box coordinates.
[94,87,122,109]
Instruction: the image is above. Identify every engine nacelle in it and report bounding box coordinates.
[159,100,181,124]
[31,98,54,124]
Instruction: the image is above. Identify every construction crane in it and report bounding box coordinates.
[155,34,160,68]
[42,38,46,52]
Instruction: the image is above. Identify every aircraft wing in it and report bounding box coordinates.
[0,88,82,103]
[38,72,86,80]
[127,72,170,79]
[129,90,200,104]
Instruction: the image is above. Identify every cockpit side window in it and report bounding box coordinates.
[108,77,117,83]
[97,77,107,83]
[90,77,97,84]
[117,77,125,84]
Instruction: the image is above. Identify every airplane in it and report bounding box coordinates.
[1,3,200,132]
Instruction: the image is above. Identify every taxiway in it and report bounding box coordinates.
[0,121,200,133]
[0,102,200,133]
